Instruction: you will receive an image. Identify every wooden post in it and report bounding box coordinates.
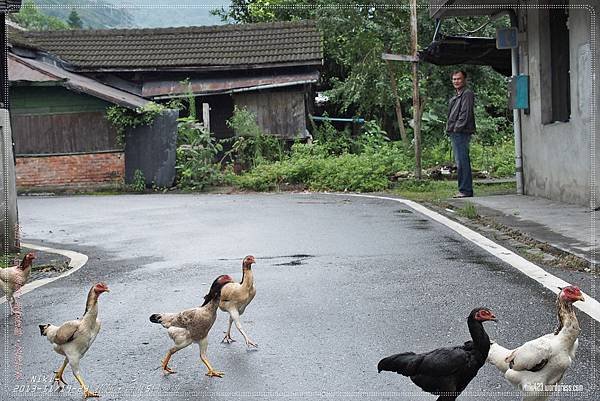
[381,1,423,179]
[410,0,422,179]
[202,103,210,132]
[385,60,408,146]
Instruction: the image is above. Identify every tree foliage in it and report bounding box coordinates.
[212,1,512,145]
[9,0,69,30]
[67,9,83,29]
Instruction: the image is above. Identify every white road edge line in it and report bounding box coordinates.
[1,242,88,304]
[331,193,600,323]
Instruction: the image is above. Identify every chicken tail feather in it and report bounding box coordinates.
[149,314,162,324]
[39,324,49,336]
[150,313,178,328]
[378,352,422,376]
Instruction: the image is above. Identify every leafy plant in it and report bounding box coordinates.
[131,169,146,192]
[105,102,166,146]
[175,117,223,190]
[222,106,285,169]
[311,116,354,156]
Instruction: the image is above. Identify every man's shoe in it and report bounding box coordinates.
[453,192,473,198]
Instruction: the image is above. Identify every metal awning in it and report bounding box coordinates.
[419,35,511,76]
[8,53,149,109]
[144,71,320,99]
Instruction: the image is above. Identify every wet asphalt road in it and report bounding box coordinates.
[3,193,599,401]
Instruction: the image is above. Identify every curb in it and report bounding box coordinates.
[0,242,88,304]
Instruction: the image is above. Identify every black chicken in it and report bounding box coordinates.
[378,307,497,401]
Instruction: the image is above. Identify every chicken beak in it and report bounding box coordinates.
[577,295,585,302]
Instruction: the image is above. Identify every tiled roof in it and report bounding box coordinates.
[15,20,323,71]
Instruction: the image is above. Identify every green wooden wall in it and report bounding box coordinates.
[10,86,112,115]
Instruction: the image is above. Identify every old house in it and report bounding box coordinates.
[429,0,598,207]
[8,51,149,190]
[9,20,323,189]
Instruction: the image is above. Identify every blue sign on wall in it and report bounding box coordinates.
[509,75,529,110]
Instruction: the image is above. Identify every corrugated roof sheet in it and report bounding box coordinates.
[9,54,149,109]
[16,20,323,71]
[143,71,320,98]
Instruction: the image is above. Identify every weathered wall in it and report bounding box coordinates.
[10,86,119,154]
[16,152,124,189]
[233,89,307,139]
[519,6,596,206]
[125,109,178,188]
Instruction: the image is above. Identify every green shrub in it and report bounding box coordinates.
[226,116,515,193]
[106,102,166,146]
[471,138,515,177]
[223,106,285,168]
[131,169,146,192]
[175,117,223,190]
[312,117,355,155]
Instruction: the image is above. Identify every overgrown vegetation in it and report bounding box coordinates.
[131,169,146,192]
[175,117,223,190]
[221,106,285,169]
[105,102,167,146]
[227,120,515,193]
[457,202,479,219]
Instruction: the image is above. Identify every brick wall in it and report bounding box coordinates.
[16,152,125,189]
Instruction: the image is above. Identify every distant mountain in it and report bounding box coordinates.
[34,0,133,28]
[34,0,226,29]
[105,0,227,28]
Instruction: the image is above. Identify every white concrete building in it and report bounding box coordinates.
[430,0,598,207]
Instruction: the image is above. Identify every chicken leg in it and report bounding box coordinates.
[161,327,193,374]
[222,316,236,343]
[53,358,68,389]
[199,338,223,378]
[228,309,257,347]
[74,374,99,398]
[69,357,98,398]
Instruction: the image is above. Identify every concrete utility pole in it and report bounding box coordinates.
[381,0,423,178]
[1,2,22,254]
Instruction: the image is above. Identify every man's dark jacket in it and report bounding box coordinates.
[446,88,476,134]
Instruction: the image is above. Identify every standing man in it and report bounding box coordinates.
[447,70,475,198]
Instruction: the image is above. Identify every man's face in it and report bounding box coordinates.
[452,72,465,91]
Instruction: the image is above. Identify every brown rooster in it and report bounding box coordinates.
[39,282,110,398]
[1,252,35,315]
[219,255,257,347]
[150,274,233,378]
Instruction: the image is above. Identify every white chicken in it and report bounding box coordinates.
[0,252,35,315]
[39,282,110,398]
[487,285,584,401]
